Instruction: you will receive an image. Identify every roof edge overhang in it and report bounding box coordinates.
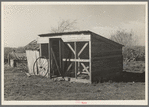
[38,30,124,47]
[38,30,91,37]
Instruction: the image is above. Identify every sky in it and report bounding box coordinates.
[3,2,147,47]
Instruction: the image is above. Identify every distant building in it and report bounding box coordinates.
[8,50,27,67]
[24,40,39,50]
[25,40,40,75]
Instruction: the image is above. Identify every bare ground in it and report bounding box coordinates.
[4,61,145,100]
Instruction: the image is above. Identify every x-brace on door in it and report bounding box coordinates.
[63,41,90,80]
[49,38,91,81]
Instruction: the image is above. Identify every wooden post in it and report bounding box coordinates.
[89,40,92,83]
[39,44,42,57]
[48,39,51,79]
[74,42,78,79]
[62,41,64,76]
[59,39,62,76]
[78,57,80,73]
[8,54,10,66]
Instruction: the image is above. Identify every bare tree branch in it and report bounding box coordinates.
[110,30,138,47]
[50,19,77,33]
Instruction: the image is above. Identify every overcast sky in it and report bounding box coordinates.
[3,2,146,47]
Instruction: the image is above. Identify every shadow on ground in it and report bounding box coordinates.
[112,71,145,82]
[98,71,145,83]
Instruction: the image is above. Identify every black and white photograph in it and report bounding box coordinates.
[1,2,148,105]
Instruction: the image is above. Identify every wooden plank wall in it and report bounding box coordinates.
[41,43,49,58]
[26,50,39,75]
[91,34,123,82]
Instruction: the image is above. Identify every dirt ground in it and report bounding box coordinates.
[4,61,145,100]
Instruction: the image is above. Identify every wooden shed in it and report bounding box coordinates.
[25,40,41,75]
[37,31,123,83]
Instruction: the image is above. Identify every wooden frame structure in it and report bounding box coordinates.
[37,31,123,83]
[8,51,27,67]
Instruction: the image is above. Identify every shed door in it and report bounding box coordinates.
[49,38,72,78]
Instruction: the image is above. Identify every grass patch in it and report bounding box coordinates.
[4,62,145,100]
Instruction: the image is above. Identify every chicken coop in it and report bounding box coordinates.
[36,31,123,83]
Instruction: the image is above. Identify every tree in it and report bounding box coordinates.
[110,30,138,47]
[110,30,140,63]
[50,19,77,33]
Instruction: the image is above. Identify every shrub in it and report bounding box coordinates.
[123,46,145,61]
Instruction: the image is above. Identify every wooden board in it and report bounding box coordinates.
[10,59,14,67]
[91,36,122,57]
[92,55,123,70]
[40,43,49,58]
[37,34,90,43]
[26,50,39,75]
[69,78,91,83]
[91,34,123,82]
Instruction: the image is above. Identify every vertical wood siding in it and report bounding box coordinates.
[91,33,123,82]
